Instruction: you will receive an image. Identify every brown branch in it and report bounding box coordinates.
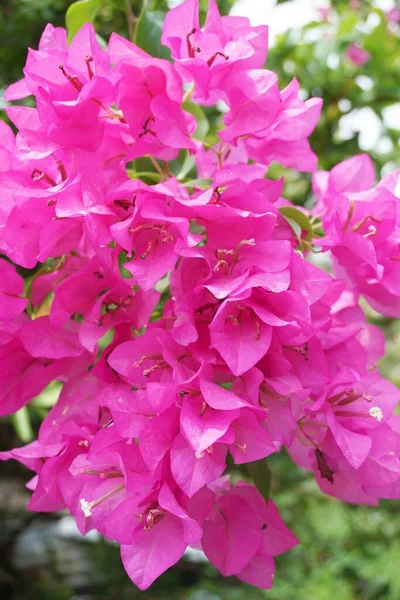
[125,0,137,41]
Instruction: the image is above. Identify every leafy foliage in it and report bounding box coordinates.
[267,0,400,204]
[134,4,172,59]
[66,0,104,41]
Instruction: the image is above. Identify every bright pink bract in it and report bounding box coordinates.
[0,0,399,591]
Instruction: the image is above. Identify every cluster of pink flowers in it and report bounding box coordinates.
[313,155,400,317]
[1,0,399,591]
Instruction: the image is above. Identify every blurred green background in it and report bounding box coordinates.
[0,1,399,599]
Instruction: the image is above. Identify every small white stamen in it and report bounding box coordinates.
[363,225,377,238]
[369,406,383,422]
[80,498,92,517]
[240,238,256,247]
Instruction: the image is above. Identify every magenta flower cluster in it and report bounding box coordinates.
[1,0,399,591]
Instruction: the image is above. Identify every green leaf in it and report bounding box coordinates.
[282,216,302,242]
[279,206,313,242]
[247,458,272,502]
[176,153,195,181]
[167,149,195,180]
[183,177,212,189]
[218,381,233,391]
[151,288,171,321]
[337,13,358,36]
[127,169,163,183]
[98,329,115,352]
[118,250,133,279]
[66,0,103,43]
[183,101,209,141]
[134,3,171,60]
[31,382,62,409]
[109,0,128,11]
[155,274,170,294]
[11,406,34,443]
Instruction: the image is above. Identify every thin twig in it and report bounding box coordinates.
[125,0,136,41]
[183,84,195,104]
[203,142,220,158]
[145,154,164,176]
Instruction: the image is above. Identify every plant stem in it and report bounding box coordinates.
[183,84,195,104]
[145,155,164,176]
[125,0,136,41]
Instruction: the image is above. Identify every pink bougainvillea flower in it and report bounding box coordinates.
[195,144,266,181]
[344,43,371,66]
[241,77,322,172]
[5,23,120,152]
[313,161,400,317]
[0,258,28,320]
[1,6,399,594]
[313,153,375,216]
[161,0,268,104]
[170,431,227,497]
[202,482,298,586]
[387,8,400,24]
[219,74,322,171]
[220,69,280,142]
[121,481,203,589]
[109,35,198,159]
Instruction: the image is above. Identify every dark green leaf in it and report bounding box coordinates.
[118,250,133,279]
[134,3,171,60]
[247,458,272,502]
[151,287,171,321]
[109,0,128,11]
